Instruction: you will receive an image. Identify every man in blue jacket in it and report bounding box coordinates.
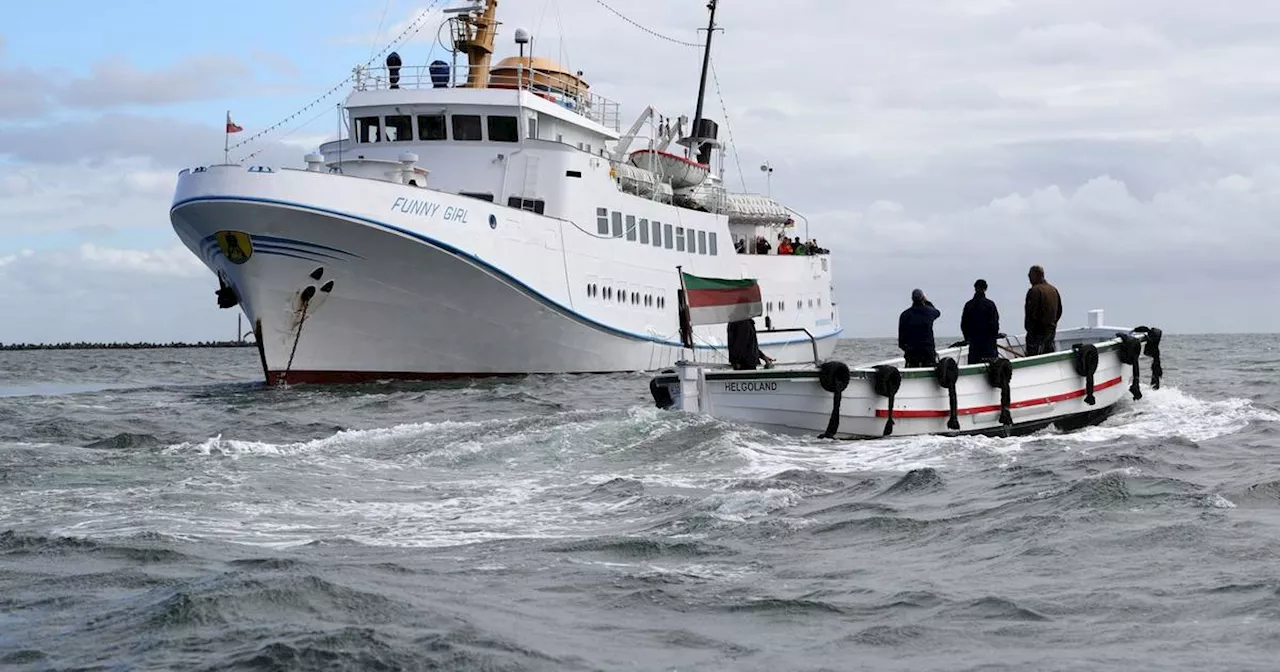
[961,278,1001,364]
[898,288,941,368]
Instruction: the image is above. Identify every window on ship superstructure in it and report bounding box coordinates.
[452,114,483,141]
[638,218,649,244]
[596,208,609,235]
[625,215,637,241]
[651,221,662,247]
[663,224,673,249]
[488,116,519,143]
[675,227,685,252]
[417,114,447,140]
[709,232,718,255]
[697,231,707,254]
[355,116,381,143]
[385,115,413,142]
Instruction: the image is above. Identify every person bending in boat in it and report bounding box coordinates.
[961,278,1001,364]
[1024,264,1063,355]
[727,318,776,370]
[898,288,941,368]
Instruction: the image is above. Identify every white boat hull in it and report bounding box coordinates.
[171,166,839,384]
[651,323,1163,439]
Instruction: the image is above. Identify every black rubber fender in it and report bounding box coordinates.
[985,357,1013,426]
[1134,326,1164,389]
[817,361,852,440]
[649,377,674,409]
[1116,333,1143,400]
[1071,343,1099,406]
[872,365,902,436]
[934,357,960,430]
[818,361,851,394]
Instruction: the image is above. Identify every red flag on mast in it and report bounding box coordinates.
[226,112,243,134]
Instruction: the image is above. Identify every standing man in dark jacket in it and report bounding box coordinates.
[1024,264,1062,356]
[899,288,941,368]
[961,278,1000,364]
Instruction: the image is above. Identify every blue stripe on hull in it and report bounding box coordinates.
[172,195,845,349]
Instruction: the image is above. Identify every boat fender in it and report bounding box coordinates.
[934,357,961,430]
[817,361,851,439]
[1116,333,1143,401]
[985,358,1013,426]
[818,360,851,394]
[1134,326,1163,390]
[1071,343,1100,406]
[872,365,902,437]
[649,377,674,410]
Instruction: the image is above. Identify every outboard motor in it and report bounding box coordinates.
[429,60,451,88]
[386,52,402,89]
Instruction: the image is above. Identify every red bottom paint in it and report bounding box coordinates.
[266,369,619,385]
[875,376,1123,418]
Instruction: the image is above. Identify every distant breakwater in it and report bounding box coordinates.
[0,341,254,351]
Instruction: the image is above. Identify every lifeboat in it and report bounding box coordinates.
[627,149,710,189]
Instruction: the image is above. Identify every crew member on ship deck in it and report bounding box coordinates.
[728,318,775,370]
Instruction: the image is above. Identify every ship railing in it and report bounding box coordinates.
[353,63,621,131]
[761,327,821,367]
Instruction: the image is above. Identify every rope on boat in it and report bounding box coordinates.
[934,357,960,431]
[1071,343,1099,405]
[871,365,902,437]
[817,361,851,439]
[985,358,1014,426]
[1116,333,1145,400]
[281,285,317,386]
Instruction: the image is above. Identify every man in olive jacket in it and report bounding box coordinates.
[1024,264,1062,356]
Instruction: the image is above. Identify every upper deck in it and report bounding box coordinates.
[351,62,622,132]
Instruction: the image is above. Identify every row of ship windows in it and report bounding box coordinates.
[596,208,719,255]
[586,284,668,309]
[766,297,824,312]
[354,113,523,144]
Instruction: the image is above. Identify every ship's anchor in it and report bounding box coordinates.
[280,267,335,386]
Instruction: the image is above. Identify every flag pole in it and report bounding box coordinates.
[676,265,695,362]
[224,110,230,164]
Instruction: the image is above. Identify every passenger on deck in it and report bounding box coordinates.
[734,237,746,254]
[755,236,771,255]
[1024,264,1062,356]
[727,318,775,370]
[792,237,808,255]
[777,238,793,255]
[898,288,941,368]
[961,278,1000,364]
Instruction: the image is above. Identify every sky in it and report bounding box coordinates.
[2,0,1279,343]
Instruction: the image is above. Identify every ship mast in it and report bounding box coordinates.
[451,0,501,88]
[682,0,721,167]
[691,0,717,140]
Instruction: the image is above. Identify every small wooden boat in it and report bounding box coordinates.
[650,309,1165,439]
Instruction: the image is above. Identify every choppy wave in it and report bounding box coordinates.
[2,337,1279,670]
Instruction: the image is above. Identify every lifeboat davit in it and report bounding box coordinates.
[627,149,710,189]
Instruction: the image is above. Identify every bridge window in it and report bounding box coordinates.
[625,215,637,241]
[611,212,623,238]
[355,116,381,143]
[663,223,673,249]
[697,230,707,254]
[709,232,718,255]
[507,196,545,214]
[651,221,662,247]
[638,218,649,244]
[385,115,413,142]
[452,114,483,141]
[417,114,447,140]
[596,207,609,235]
[488,115,519,142]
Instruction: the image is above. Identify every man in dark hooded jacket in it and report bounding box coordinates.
[961,278,1000,364]
[898,288,941,368]
[1024,264,1062,356]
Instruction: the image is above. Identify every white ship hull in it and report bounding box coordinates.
[171,165,840,384]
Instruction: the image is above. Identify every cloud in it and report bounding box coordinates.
[57,55,253,109]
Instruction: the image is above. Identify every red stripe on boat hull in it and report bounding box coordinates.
[874,376,1123,418]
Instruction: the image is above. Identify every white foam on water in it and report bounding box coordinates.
[1051,385,1280,445]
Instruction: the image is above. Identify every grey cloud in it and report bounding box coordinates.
[56,55,253,109]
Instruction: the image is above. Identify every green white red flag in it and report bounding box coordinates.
[680,272,763,325]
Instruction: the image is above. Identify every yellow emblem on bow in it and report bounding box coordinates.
[215,230,253,264]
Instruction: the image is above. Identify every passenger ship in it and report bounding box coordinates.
[169,0,842,384]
